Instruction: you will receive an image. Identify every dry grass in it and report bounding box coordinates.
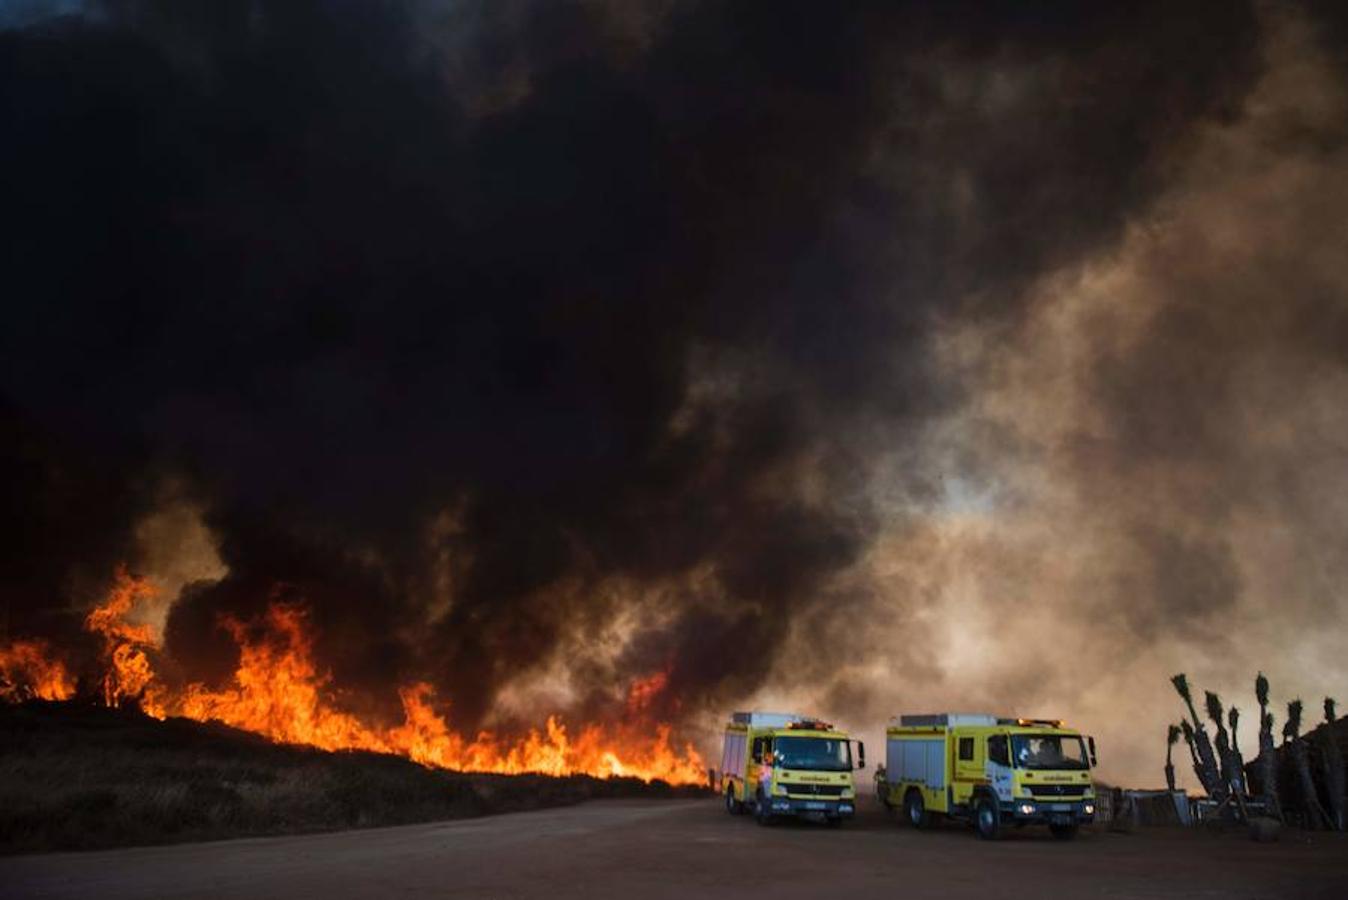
[0,702,707,854]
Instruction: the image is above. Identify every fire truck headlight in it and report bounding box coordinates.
[1084,803,1095,815]
[1018,803,1036,816]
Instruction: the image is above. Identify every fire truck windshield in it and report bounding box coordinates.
[1011,734,1089,770]
[773,736,852,771]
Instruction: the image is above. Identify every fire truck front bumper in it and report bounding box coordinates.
[766,797,856,819]
[1004,799,1096,825]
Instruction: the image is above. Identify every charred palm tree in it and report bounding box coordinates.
[1228,706,1247,795]
[1256,672,1282,819]
[1318,698,1345,831]
[1174,674,1202,732]
[1286,699,1330,829]
[1172,674,1222,797]
[1181,719,1204,791]
[1206,691,1235,789]
[1166,725,1181,792]
[1260,712,1282,817]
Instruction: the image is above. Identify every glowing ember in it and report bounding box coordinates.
[0,639,75,702]
[1,571,706,785]
[625,669,670,716]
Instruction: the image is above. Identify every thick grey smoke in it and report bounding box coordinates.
[764,5,1348,786]
[2,1,1344,783]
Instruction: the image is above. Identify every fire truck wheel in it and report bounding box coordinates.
[974,795,1000,840]
[1050,823,1079,840]
[904,789,930,829]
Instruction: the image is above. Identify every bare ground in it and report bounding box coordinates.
[2,796,1346,900]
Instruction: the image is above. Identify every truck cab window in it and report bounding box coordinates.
[958,737,974,761]
[773,737,851,771]
[1011,734,1090,770]
[988,734,1010,766]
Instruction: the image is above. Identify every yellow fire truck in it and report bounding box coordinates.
[877,713,1098,839]
[721,711,864,826]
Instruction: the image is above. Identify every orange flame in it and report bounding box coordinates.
[0,639,75,702]
[84,567,165,714]
[179,603,389,753]
[2,571,706,785]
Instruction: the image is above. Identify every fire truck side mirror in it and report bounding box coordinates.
[856,740,866,769]
[1087,736,1098,768]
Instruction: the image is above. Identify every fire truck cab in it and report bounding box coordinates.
[721,711,864,826]
[878,713,1098,840]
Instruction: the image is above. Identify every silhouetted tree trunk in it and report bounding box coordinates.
[1255,672,1282,819]
[1286,700,1330,830]
[1258,713,1281,818]
[1228,707,1247,796]
[1166,724,1180,793]
[1317,698,1345,831]
[1207,691,1237,792]
[1180,719,1210,795]
[1173,674,1223,798]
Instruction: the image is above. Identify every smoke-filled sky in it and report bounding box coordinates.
[2,0,1346,787]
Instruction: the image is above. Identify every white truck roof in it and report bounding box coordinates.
[729,711,813,728]
[892,713,999,727]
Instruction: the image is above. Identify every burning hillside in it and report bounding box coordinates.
[0,569,705,785]
[0,700,707,854]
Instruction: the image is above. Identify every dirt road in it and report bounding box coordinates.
[3,798,1346,900]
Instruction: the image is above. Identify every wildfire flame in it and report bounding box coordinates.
[0,639,75,702]
[1,569,706,785]
[84,570,165,714]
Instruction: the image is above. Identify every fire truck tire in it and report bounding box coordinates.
[1050,823,1079,840]
[904,789,930,829]
[974,794,1000,841]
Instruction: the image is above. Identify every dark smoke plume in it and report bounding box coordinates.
[5,0,1340,763]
